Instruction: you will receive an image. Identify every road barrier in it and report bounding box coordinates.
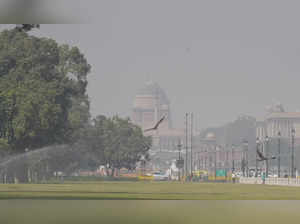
[239,177,300,186]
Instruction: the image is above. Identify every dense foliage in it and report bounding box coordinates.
[0,27,91,152]
[0,26,151,182]
[80,116,152,174]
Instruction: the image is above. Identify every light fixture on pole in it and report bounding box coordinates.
[231,144,235,175]
[277,131,281,178]
[214,144,217,180]
[190,113,193,178]
[176,139,183,182]
[291,128,295,178]
[242,140,249,177]
[185,113,188,177]
[265,135,269,178]
[255,138,259,177]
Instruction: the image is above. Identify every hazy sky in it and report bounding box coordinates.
[3,0,300,130]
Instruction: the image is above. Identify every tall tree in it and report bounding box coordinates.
[80,115,152,174]
[15,24,40,32]
[0,27,91,152]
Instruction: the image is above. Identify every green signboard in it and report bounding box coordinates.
[216,169,226,177]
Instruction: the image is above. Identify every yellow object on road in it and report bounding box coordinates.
[138,175,154,181]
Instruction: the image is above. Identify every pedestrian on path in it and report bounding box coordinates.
[262,172,266,184]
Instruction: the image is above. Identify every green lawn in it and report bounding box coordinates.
[0,181,300,200]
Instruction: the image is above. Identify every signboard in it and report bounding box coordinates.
[176,159,184,168]
[216,169,226,177]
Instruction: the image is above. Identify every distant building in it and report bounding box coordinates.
[196,132,244,173]
[265,112,300,139]
[256,103,300,141]
[131,81,184,151]
[255,103,300,172]
[256,120,266,141]
[132,81,172,130]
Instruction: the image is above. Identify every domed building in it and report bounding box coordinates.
[132,81,172,130]
[132,81,183,151]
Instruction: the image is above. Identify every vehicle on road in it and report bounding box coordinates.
[152,171,168,181]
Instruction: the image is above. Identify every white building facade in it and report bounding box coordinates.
[256,102,300,141]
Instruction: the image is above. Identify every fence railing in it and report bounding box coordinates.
[239,177,300,186]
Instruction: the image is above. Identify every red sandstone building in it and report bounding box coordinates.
[131,82,244,173]
[131,81,184,151]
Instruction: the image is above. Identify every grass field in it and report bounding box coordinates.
[1,181,300,200]
[1,182,300,224]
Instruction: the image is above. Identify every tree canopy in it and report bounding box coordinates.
[80,115,152,173]
[0,26,152,182]
[0,28,91,152]
[15,24,40,32]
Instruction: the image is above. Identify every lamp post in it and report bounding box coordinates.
[278,131,281,178]
[204,149,207,170]
[265,135,269,178]
[190,113,193,178]
[242,140,249,177]
[185,113,188,178]
[214,144,217,179]
[177,140,182,181]
[256,138,259,177]
[291,128,295,178]
[231,144,235,175]
[198,152,201,171]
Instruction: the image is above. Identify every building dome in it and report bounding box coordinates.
[136,81,169,105]
[132,81,173,131]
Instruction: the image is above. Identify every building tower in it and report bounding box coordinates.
[132,81,172,131]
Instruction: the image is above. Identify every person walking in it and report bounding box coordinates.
[232,173,236,183]
[262,172,266,184]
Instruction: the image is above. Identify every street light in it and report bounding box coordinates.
[190,113,193,178]
[231,144,235,175]
[177,140,183,181]
[256,138,260,177]
[291,128,295,178]
[278,131,281,178]
[185,113,188,177]
[214,144,217,180]
[265,135,269,178]
[204,151,206,170]
[242,140,249,177]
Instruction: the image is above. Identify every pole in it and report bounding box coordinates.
[242,140,249,177]
[214,144,217,179]
[225,149,229,172]
[246,143,249,177]
[291,128,295,178]
[204,150,207,170]
[242,142,245,177]
[179,151,181,182]
[256,138,259,177]
[190,113,193,177]
[278,132,281,178]
[185,113,188,177]
[243,149,245,177]
[178,139,182,182]
[155,86,161,152]
[265,136,269,178]
[232,144,235,174]
[198,152,201,171]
